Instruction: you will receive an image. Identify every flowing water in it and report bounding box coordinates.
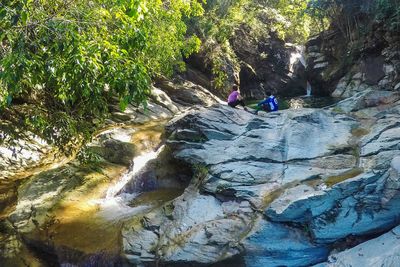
[0,120,188,266]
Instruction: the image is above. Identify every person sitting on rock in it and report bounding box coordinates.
[227,85,248,111]
[254,90,278,114]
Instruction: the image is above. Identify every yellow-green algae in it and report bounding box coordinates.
[324,168,364,187]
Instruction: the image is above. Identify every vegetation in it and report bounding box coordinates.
[188,0,312,91]
[307,0,400,42]
[2,0,396,152]
[0,0,203,151]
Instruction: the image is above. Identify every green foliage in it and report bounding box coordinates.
[264,0,312,43]
[187,0,312,91]
[307,0,400,39]
[76,146,103,164]
[374,0,400,29]
[0,0,203,150]
[193,163,209,187]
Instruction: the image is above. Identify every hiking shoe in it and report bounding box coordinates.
[244,107,248,111]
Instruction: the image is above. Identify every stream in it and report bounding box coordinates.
[0,96,340,266]
[0,120,188,266]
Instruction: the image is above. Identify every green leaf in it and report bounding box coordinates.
[6,95,12,106]
[0,8,6,20]
[21,11,28,24]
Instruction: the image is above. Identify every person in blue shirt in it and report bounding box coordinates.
[254,91,278,114]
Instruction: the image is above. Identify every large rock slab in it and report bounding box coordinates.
[315,225,400,267]
[123,186,329,267]
[166,104,357,208]
[243,219,329,267]
[125,102,400,266]
[123,187,255,265]
[266,155,400,243]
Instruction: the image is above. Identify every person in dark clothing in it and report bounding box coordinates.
[227,85,248,110]
[254,90,278,114]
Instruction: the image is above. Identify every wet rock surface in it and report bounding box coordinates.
[2,74,400,266]
[0,80,222,266]
[315,225,400,267]
[121,102,400,266]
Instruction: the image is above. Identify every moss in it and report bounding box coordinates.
[263,188,286,207]
[303,175,323,189]
[324,167,364,187]
[192,164,209,188]
[351,127,370,137]
[332,107,345,113]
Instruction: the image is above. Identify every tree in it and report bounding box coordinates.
[0,0,203,150]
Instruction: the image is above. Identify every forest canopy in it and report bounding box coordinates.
[0,0,203,148]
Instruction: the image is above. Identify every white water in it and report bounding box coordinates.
[105,145,165,199]
[289,46,307,75]
[288,45,312,97]
[306,81,312,97]
[88,145,165,220]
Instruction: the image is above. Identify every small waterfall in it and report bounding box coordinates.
[105,145,165,199]
[306,81,312,97]
[289,45,307,75]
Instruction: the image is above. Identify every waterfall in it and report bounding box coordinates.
[306,81,312,97]
[105,145,165,199]
[88,144,166,221]
[289,45,313,97]
[289,45,307,75]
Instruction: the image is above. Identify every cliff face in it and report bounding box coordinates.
[306,18,400,96]
[183,12,308,99]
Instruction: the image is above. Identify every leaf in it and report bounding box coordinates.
[6,95,12,106]
[21,11,28,24]
[0,8,6,20]
[0,31,6,42]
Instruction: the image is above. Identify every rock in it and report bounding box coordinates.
[102,139,136,166]
[315,225,400,267]
[137,101,400,266]
[309,171,400,243]
[0,134,53,179]
[266,184,328,223]
[363,90,400,107]
[8,166,83,233]
[314,56,326,63]
[332,90,399,113]
[361,56,386,85]
[266,167,400,243]
[314,62,329,69]
[361,115,400,157]
[308,45,320,53]
[155,78,222,107]
[123,188,255,265]
[243,219,329,267]
[391,156,400,172]
[166,105,358,208]
[123,186,329,267]
[150,87,181,114]
[264,110,400,243]
[332,77,348,97]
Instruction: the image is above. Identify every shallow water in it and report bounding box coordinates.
[248,95,339,111]
[0,120,186,266]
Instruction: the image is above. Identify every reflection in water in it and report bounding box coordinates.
[286,96,339,110]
